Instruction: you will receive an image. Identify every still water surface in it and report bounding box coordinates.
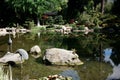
[0,32,120,80]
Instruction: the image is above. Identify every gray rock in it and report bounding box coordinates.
[30,45,41,58]
[0,49,29,64]
[15,49,29,60]
[43,48,83,65]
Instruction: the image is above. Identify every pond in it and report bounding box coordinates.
[0,31,120,80]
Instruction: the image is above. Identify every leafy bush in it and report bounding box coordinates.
[76,11,102,27]
[78,25,85,30]
[54,15,64,25]
[104,2,113,13]
[46,16,54,25]
[46,25,54,28]
[23,20,35,29]
[94,26,101,33]
[55,26,62,29]
[69,23,76,28]
[100,14,117,23]
[77,12,91,25]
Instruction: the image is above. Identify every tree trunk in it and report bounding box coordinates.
[37,18,40,27]
[101,0,105,14]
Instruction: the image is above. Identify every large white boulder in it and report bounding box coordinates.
[0,49,29,64]
[43,48,83,65]
[30,45,41,58]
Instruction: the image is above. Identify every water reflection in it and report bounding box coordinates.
[104,48,120,80]
[0,32,120,80]
[104,48,115,67]
[106,64,120,80]
[0,28,30,38]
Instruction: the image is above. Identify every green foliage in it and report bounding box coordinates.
[44,33,64,48]
[4,0,68,27]
[78,25,85,30]
[23,20,35,29]
[46,16,54,25]
[100,13,117,23]
[54,15,65,25]
[84,0,94,13]
[95,3,101,12]
[69,23,76,28]
[76,0,116,28]
[55,25,62,29]
[76,9,102,27]
[31,27,41,34]
[104,2,113,13]
[45,15,65,25]
[77,12,91,25]
[5,0,68,18]
[46,25,54,28]
[46,25,56,35]
[27,26,46,40]
[66,0,117,29]
[94,26,101,32]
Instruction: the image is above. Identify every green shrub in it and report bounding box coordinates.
[23,20,35,29]
[55,26,62,29]
[104,2,113,13]
[54,15,65,25]
[46,25,54,28]
[78,25,85,30]
[94,26,101,33]
[46,16,54,25]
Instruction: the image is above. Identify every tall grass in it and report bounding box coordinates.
[0,65,9,80]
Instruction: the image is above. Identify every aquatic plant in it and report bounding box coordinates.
[0,65,9,80]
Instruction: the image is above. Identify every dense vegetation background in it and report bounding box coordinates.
[0,0,120,29]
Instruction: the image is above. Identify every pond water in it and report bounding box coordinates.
[0,31,120,80]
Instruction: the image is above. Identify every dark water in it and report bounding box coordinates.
[0,32,120,80]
